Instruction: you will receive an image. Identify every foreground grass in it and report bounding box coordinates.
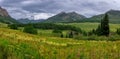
[0,28,120,59]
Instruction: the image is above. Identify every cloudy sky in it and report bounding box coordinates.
[0,0,120,20]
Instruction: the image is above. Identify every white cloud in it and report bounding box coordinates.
[1,0,120,19]
[21,0,38,5]
[34,13,54,20]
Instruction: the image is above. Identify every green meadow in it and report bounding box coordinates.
[0,23,120,59]
[59,23,120,32]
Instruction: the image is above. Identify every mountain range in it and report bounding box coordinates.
[44,12,86,23]
[83,10,120,23]
[1,6,120,24]
[44,10,120,23]
[18,18,44,24]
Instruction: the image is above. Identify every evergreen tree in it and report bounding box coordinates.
[96,13,110,36]
[116,28,120,35]
[52,29,62,33]
[68,31,74,38]
[60,33,64,38]
[95,25,101,36]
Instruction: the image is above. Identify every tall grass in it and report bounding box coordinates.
[0,28,120,59]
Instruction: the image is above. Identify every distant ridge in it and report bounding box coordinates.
[18,18,44,24]
[84,10,120,23]
[44,12,86,23]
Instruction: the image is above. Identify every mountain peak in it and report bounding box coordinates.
[0,6,10,17]
[45,11,86,23]
[0,6,19,24]
[105,9,120,17]
[68,12,77,14]
[58,12,66,15]
[107,9,120,14]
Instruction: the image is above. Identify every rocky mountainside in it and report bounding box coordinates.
[0,6,19,24]
[0,7,10,17]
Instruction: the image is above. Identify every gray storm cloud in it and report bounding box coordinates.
[0,0,120,20]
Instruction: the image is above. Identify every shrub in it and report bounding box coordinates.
[23,25,38,34]
[61,33,64,38]
[9,24,18,30]
[52,29,62,33]
[116,28,120,35]
[68,31,74,38]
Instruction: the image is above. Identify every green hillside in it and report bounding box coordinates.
[84,10,120,23]
[0,16,19,24]
[0,27,120,59]
[0,7,19,24]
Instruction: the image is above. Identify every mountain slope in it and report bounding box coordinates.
[18,18,44,24]
[45,12,86,23]
[85,10,120,23]
[0,6,19,24]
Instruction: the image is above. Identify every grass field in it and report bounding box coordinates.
[59,23,120,32]
[0,28,120,59]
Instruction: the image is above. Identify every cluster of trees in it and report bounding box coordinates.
[9,23,83,33]
[9,24,38,34]
[9,23,83,35]
[23,24,38,34]
[88,13,110,36]
[88,13,120,36]
[61,31,79,38]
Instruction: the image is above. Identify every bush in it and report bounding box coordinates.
[68,31,74,38]
[116,28,120,35]
[61,33,64,38]
[52,29,62,33]
[23,25,38,34]
[9,24,18,30]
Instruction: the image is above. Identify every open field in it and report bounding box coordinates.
[59,23,120,32]
[0,28,120,59]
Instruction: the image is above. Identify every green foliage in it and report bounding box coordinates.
[0,16,19,24]
[52,29,62,33]
[23,24,38,34]
[9,24,18,30]
[0,45,8,59]
[60,33,64,38]
[1,28,120,59]
[116,28,120,35]
[96,13,110,36]
[68,31,74,38]
[14,23,83,33]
